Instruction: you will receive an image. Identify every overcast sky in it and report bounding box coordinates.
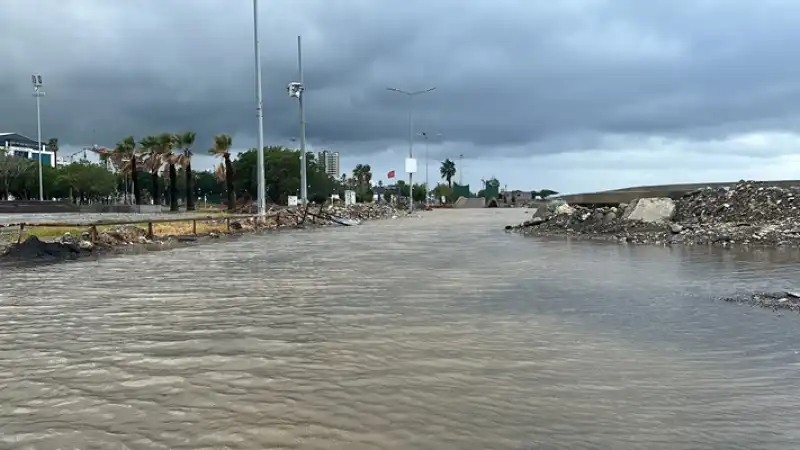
[3,0,800,194]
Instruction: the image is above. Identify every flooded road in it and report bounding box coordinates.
[1,209,799,449]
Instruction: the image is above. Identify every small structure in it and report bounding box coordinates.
[344,190,356,206]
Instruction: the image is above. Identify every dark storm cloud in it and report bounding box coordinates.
[2,0,800,158]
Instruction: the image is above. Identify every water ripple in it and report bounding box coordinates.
[0,210,799,449]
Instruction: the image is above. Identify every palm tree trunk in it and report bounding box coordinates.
[151,172,160,206]
[131,157,142,205]
[224,155,235,211]
[185,159,195,211]
[169,163,178,212]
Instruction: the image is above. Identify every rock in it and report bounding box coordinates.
[670,224,683,234]
[230,221,243,230]
[623,197,676,223]
[555,204,575,216]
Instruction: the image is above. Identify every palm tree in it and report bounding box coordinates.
[138,135,162,205]
[172,131,197,211]
[47,138,59,168]
[352,164,373,187]
[209,133,235,210]
[113,136,142,205]
[157,133,179,212]
[440,158,457,188]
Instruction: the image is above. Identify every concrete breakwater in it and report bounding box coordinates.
[0,204,402,264]
[507,180,800,247]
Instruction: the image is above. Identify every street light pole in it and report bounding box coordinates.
[419,132,442,205]
[288,36,308,205]
[31,74,45,201]
[252,0,267,220]
[386,86,436,212]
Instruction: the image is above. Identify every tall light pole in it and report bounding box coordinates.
[252,0,267,220]
[386,86,436,212]
[419,131,442,205]
[288,36,308,205]
[31,74,45,201]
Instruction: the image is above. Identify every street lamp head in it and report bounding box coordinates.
[287,82,304,98]
[31,74,42,87]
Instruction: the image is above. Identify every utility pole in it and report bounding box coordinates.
[386,87,436,212]
[288,36,308,205]
[31,74,45,201]
[252,0,266,220]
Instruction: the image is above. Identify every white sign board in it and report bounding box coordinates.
[288,195,298,206]
[331,194,340,200]
[405,158,417,174]
[344,190,356,206]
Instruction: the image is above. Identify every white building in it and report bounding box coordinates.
[0,133,57,167]
[318,150,340,178]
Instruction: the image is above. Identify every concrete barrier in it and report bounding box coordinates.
[80,204,164,214]
[0,200,79,214]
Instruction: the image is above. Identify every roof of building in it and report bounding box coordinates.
[0,133,40,145]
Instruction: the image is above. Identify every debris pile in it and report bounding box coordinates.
[0,204,403,263]
[507,181,800,247]
[0,235,88,262]
[719,291,800,312]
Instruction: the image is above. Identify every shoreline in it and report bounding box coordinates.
[0,204,406,266]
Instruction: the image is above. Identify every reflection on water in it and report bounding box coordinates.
[1,209,799,450]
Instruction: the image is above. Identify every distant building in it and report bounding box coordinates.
[318,150,340,178]
[0,132,56,167]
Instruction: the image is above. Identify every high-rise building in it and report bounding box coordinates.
[318,150,340,178]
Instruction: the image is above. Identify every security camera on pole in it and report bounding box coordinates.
[287,36,308,205]
[31,74,45,201]
[252,0,267,221]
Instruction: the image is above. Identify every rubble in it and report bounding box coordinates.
[507,180,800,247]
[0,204,403,264]
[719,291,800,312]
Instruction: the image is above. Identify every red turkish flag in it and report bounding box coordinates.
[387,170,395,179]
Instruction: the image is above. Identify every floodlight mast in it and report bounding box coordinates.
[31,74,45,201]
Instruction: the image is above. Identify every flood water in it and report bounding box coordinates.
[1,209,799,449]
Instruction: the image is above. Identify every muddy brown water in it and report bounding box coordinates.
[1,209,799,449]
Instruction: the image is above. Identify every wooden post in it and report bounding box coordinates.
[17,224,24,243]
[226,217,231,232]
[147,221,154,238]
[276,211,281,227]
[192,219,197,235]
[90,225,98,244]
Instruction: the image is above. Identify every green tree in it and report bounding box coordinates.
[195,170,223,204]
[536,189,559,199]
[209,133,236,210]
[55,161,116,204]
[440,159,456,188]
